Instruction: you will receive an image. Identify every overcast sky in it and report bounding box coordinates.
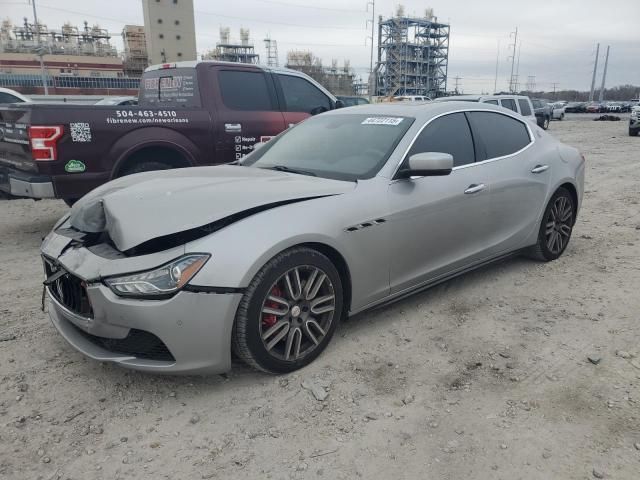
[2,0,639,93]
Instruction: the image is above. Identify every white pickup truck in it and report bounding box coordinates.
[630,106,640,136]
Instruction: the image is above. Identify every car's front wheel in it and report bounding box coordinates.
[528,187,575,261]
[542,116,550,130]
[232,247,343,373]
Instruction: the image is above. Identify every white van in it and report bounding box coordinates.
[434,94,536,120]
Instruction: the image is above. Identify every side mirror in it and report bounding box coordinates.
[310,105,329,116]
[334,99,345,109]
[397,152,453,178]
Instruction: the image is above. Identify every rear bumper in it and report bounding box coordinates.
[0,165,55,198]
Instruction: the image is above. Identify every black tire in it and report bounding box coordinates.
[542,116,550,130]
[528,187,575,262]
[232,247,343,374]
[560,113,564,121]
[63,198,78,207]
[121,160,173,176]
[630,128,639,137]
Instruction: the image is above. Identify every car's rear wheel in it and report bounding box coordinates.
[528,187,575,261]
[630,128,639,137]
[232,247,343,373]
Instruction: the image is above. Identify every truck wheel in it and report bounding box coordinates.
[630,128,639,137]
[63,198,78,207]
[121,161,173,176]
[542,117,550,130]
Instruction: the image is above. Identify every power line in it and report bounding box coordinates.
[249,0,365,13]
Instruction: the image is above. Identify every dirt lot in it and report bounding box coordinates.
[1,115,639,480]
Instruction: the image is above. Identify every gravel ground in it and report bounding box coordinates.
[1,115,639,480]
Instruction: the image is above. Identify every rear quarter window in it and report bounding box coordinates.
[139,68,200,107]
[467,111,531,160]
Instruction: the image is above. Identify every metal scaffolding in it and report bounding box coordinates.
[204,27,259,64]
[375,7,449,97]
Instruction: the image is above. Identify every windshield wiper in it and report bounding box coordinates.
[263,165,317,177]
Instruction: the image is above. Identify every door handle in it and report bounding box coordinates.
[464,183,485,194]
[531,164,549,174]
[225,123,242,133]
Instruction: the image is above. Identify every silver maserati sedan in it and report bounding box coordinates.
[41,102,585,374]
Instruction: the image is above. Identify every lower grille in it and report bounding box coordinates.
[44,259,93,318]
[69,323,175,362]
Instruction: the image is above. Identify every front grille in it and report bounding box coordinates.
[69,323,175,362]
[44,259,94,318]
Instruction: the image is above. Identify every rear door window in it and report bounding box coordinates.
[500,98,517,112]
[467,111,531,160]
[407,112,475,167]
[218,70,276,111]
[277,74,332,114]
[518,99,532,116]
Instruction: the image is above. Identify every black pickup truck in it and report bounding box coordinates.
[0,61,340,204]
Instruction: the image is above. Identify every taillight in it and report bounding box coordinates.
[29,125,64,161]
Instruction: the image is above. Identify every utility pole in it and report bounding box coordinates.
[526,75,536,92]
[454,76,461,94]
[493,39,500,94]
[588,43,600,102]
[366,0,375,101]
[508,28,519,93]
[552,82,559,100]
[598,45,610,103]
[30,0,48,95]
[514,42,522,93]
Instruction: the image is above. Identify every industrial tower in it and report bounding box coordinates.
[375,7,449,98]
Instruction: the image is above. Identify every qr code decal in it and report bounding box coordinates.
[70,122,92,142]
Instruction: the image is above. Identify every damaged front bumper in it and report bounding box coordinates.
[42,228,242,374]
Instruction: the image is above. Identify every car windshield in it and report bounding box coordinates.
[241,114,414,181]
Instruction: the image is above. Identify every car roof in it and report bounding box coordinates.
[326,100,523,122]
[145,60,308,78]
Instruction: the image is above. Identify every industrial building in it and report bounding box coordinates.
[285,51,356,96]
[0,18,124,78]
[121,25,148,77]
[204,28,259,64]
[375,7,449,98]
[141,0,197,65]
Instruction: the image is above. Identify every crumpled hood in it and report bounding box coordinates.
[69,165,354,252]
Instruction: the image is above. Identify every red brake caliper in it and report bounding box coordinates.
[262,286,282,328]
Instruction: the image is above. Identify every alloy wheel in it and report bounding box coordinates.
[545,195,573,255]
[259,266,336,361]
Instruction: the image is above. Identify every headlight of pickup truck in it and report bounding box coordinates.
[105,254,210,297]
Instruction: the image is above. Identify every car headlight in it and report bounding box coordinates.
[104,254,210,297]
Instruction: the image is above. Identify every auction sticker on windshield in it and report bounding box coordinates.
[361,117,404,126]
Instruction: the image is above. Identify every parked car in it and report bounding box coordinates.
[586,102,605,113]
[434,94,536,123]
[41,101,585,374]
[630,106,640,136]
[0,87,30,104]
[550,102,566,120]
[394,95,431,102]
[336,95,369,107]
[565,102,587,113]
[531,99,552,129]
[0,61,341,204]
[94,96,138,106]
